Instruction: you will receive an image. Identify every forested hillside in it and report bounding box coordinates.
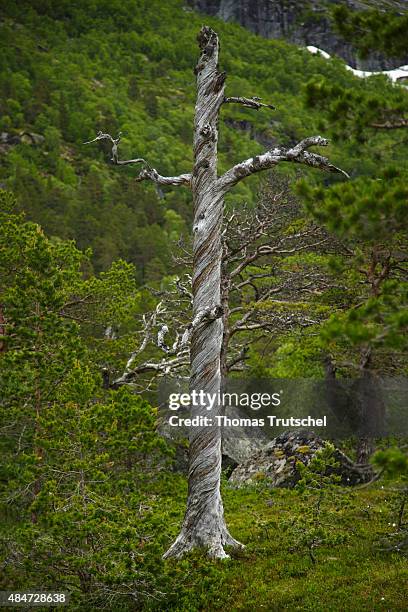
[1,0,405,275]
[1,1,407,610]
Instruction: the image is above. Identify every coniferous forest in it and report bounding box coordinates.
[1,1,407,610]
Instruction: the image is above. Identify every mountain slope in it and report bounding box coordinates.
[0,0,405,275]
[189,0,408,69]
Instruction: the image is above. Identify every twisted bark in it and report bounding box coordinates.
[163,26,242,560]
[162,27,346,552]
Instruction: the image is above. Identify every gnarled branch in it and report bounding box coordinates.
[223,96,275,111]
[186,304,223,345]
[84,131,191,187]
[112,353,189,388]
[217,136,349,193]
[136,167,192,187]
[83,131,142,165]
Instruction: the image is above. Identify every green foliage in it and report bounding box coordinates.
[298,167,407,239]
[332,5,408,59]
[1,383,172,609]
[251,333,325,378]
[322,282,408,355]
[373,446,408,479]
[0,193,174,608]
[372,446,408,556]
[0,190,86,408]
[280,444,349,564]
[0,2,407,607]
[0,0,405,275]
[297,167,408,372]
[304,76,407,139]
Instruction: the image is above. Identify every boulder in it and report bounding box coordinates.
[20,132,45,145]
[229,429,373,487]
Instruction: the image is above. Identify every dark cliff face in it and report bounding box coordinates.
[188,0,406,70]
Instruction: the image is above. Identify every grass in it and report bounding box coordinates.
[151,481,408,611]
[2,470,407,611]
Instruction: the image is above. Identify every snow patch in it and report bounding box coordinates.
[306,45,331,60]
[306,46,408,84]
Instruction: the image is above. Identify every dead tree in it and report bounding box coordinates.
[86,26,347,559]
[112,177,341,388]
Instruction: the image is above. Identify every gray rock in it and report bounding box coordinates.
[229,429,373,487]
[20,132,45,145]
[0,132,45,146]
[188,0,408,70]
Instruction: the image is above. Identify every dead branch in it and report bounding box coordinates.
[223,96,276,111]
[217,136,349,193]
[84,131,191,186]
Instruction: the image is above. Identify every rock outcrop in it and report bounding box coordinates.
[188,0,407,70]
[229,430,373,487]
[0,131,45,154]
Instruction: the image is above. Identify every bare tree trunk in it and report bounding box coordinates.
[163,27,242,560]
[356,437,374,465]
[86,24,347,560]
[356,348,384,464]
[220,270,231,382]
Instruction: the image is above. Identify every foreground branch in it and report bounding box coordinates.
[217,136,349,193]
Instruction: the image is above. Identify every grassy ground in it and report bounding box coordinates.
[150,481,408,611]
[2,473,406,611]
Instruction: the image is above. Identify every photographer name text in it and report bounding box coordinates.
[167,415,327,428]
